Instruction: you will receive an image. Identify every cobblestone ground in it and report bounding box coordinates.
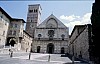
[0,52,88,64]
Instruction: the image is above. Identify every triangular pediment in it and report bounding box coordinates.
[37,14,67,28]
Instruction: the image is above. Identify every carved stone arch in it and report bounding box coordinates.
[9,38,16,43]
[46,18,58,28]
[9,38,16,47]
[9,38,17,46]
[6,38,17,46]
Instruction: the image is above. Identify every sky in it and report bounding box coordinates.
[0,1,94,35]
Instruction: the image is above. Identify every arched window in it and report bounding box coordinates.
[34,9,38,13]
[35,9,38,12]
[29,10,33,13]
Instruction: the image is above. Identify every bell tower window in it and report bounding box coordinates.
[29,10,33,13]
[34,9,38,13]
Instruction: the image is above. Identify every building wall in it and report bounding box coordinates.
[21,31,32,52]
[6,19,25,51]
[0,11,10,48]
[74,27,89,60]
[68,25,91,61]
[32,40,68,53]
[8,20,24,38]
[34,28,68,40]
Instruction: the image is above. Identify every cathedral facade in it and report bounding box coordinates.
[25,4,69,54]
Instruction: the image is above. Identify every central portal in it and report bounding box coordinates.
[47,43,54,54]
[10,40,16,47]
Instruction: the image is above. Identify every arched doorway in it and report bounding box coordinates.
[37,46,41,53]
[47,43,54,54]
[61,47,65,54]
[10,40,16,47]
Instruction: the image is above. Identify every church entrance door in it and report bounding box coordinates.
[47,43,54,54]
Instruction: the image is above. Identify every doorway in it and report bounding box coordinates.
[10,40,16,47]
[47,43,54,54]
[61,47,65,54]
[37,46,41,53]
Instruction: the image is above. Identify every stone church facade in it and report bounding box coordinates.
[25,4,69,54]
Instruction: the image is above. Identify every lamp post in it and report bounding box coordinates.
[48,53,50,62]
[29,51,31,60]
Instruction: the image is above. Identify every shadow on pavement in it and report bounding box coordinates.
[61,53,90,64]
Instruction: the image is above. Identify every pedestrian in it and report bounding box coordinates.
[10,50,13,57]
[9,49,11,55]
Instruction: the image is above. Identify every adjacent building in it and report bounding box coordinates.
[0,7,32,52]
[68,24,92,62]
[21,30,32,52]
[0,7,11,48]
[6,18,25,51]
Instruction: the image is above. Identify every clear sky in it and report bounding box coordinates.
[0,1,94,35]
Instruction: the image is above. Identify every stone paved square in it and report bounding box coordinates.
[0,52,84,64]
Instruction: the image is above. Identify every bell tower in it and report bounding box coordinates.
[25,4,42,37]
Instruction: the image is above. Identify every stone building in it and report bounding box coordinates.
[21,30,32,52]
[25,4,42,37]
[0,7,33,52]
[6,18,25,50]
[0,7,11,48]
[25,4,69,54]
[68,24,92,62]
